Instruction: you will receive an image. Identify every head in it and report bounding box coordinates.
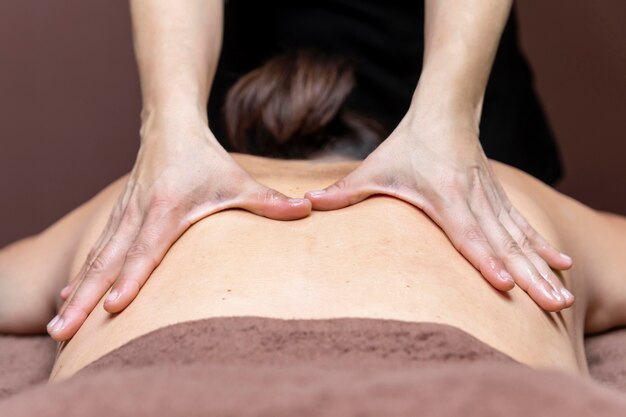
[225,50,384,160]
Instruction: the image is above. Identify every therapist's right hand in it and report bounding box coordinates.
[47,114,311,341]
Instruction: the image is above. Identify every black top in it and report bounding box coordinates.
[208,0,562,184]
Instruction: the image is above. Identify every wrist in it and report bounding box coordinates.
[141,97,208,124]
[140,101,210,138]
[139,103,213,144]
[405,77,484,135]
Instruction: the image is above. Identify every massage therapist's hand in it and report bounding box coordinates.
[306,110,574,313]
[48,116,311,341]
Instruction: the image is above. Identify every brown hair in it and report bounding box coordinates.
[224,50,384,159]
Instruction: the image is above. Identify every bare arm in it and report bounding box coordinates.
[415,0,512,125]
[307,0,574,312]
[47,0,310,341]
[131,0,221,125]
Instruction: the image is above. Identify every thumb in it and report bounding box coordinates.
[237,182,312,220]
[305,169,375,211]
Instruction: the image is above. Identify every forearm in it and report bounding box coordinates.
[130,0,223,125]
[409,0,513,129]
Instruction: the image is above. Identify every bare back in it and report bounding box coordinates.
[50,155,602,380]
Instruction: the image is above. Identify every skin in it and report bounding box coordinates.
[306,0,573,307]
[47,0,312,342]
[0,155,624,381]
[51,0,573,342]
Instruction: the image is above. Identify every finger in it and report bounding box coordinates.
[60,282,76,301]
[305,169,377,211]
[487,169,573,271]
[237,184,312,220]
[509,206,573,270]
[48,238,128,341]
[498,210,575,308]
[104,204,188,313]
[60,249,102,301]
[48,211,140,341]
[58,185,138,301]
[430,203,516,292]
[468,192,566,312]
[59,209,123,301]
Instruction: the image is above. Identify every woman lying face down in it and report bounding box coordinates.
[0,53,625,381]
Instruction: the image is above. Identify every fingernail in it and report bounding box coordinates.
[550,288,564,302]
[51,318,66,333]
[307,190,327,196]
[560,253,572,263]
[561,288,574,302]
[288,198,307,206]
[106,290,120,303]
[499,269,513,284]
[47,315,60,330]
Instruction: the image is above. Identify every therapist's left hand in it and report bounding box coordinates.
[305,111,574,313]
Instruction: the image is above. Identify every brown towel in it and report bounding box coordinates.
[1,317,625,416]
[80,316,522,375]
[0,334,55,400]
[586,327,626,391]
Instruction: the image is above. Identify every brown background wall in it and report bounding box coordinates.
[1,1,625,248]
[516,1,626,212]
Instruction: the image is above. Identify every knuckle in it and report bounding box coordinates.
[214,169,251,203]
[518,234,533,251]
[126,241,152,261]
[86,248,99,264]
[495,205,507,222]
[149,197,180,220]
[332,179,348,191]
[462,226,486,243]
[88,255,108,275]
[503,238,522,258]
[150,196,175,211]
[125,241,160,269]
[261,188,281,206]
